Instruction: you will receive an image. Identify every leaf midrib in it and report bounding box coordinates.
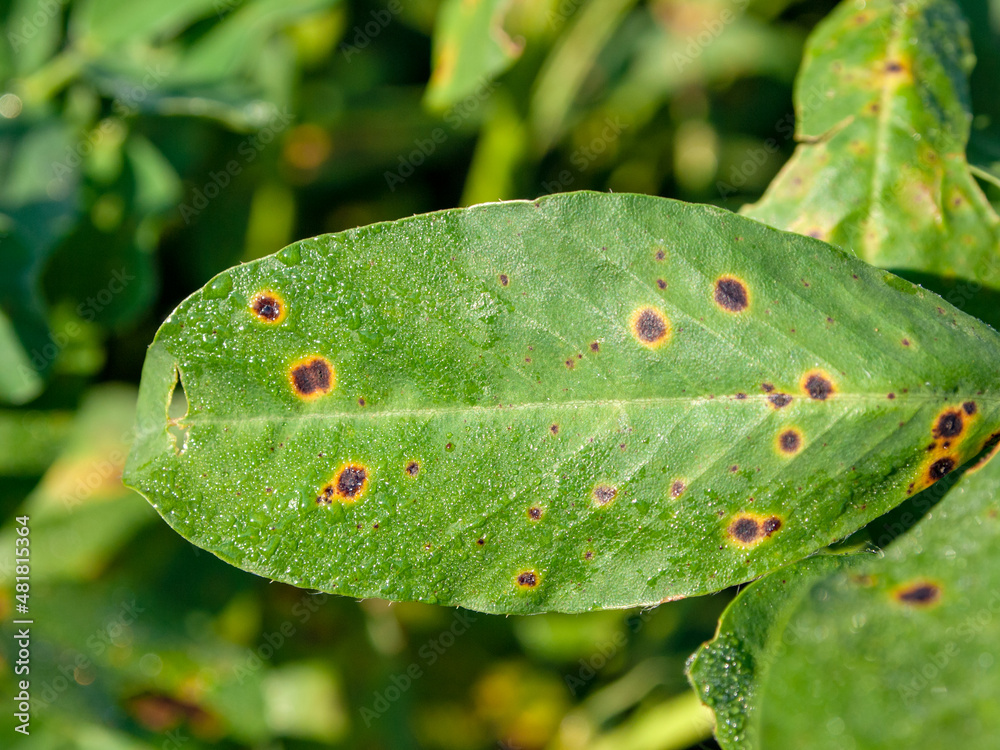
[179,390,989,426]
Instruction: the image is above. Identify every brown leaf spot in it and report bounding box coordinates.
[762,517,781,535]
[289,356,335,399]
[405,461,420,477]
[318,462,369,504]
[727,516,760,544]
[768,393,792,409]
[887,393,895,399]
[499,274,509,286]
[934,410,964,439]
[801,370,835,401]
[778,428,802,455]
[630,306,671,348]
[761,382,775,393]
[550,424,559,435]
[476,538,485,546]
[727,513,782,546]
[902,338,911,347]
[592,484,617,506]
[655,250,665,261]
[516,570,539,589]
[670,480,685,498]
[251,290,286,324]
[963,401,977,415]
[894,581,940,607]
[929,457,956,481]
[735,392,747,399]
[714,276,750,313]
[565,359,575,369]
[528,507,542,520]
[590,341,600,352]
[656,278,667,290]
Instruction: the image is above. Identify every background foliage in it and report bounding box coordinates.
[1,0,998,748]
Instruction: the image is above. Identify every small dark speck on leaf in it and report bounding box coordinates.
[670,481,685,498]
[477,538,485,545]
[499,274,509,286]
[550,424,559,435]
[736,392,747,399]
[406,461,420,477]
[888,393,895,399]
[590,342,600,352]
[761,382,774,393]
[528,507,542,520]
[657,279,667,290]
[963,401,977,415]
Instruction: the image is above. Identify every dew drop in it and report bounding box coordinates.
[203,275,233,299]
[277,245,301,266]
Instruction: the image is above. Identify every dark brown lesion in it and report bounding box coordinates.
[727,514,782,546]
[516,570,539,588]
[802,371,835,401]
[528,506,543,520]
[714,276,749,313]
[499,274,510,286]
[630,306,670,347]
[934,410,964,439]
[778,429,802,454]
[405,461,420,477]
[251,290,285,323]
[768,393,793,409]
[318,462,370,504]
[670,480,686,499]
[928,457,955,481]
[894,581,940,607]
[962,401,977,415]
[289,357,334,398]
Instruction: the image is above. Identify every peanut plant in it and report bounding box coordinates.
[123,0,1000,747]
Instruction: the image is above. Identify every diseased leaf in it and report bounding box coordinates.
[689,450,1000,749]
[744,0,1000,328]
[124,192,1000,614]
[425,0,523,111]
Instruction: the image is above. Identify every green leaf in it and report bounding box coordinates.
[743,0,1000,328]
[0,119,83,403]
[124,192,1000,614]
[687,553,865,748]
[425,0,523,111]
[0,385,156,585]
[689,450,1000,749]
